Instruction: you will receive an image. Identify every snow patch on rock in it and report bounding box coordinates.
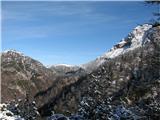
[102,24,152,59]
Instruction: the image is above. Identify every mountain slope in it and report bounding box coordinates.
[82,24,153,72]
[1,50,86,112]
[76,25,160,119]
[1,24,160,120]
[1,50,57,103]
[43,25,160,119]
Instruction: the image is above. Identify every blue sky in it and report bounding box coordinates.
[2,1,157,65]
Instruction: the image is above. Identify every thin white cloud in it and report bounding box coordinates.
[2,2,118,22]
[2,25,48,41]
[2,2,135,42]
[2,10,36,21]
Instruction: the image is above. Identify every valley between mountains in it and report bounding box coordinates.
[1,24,160,120]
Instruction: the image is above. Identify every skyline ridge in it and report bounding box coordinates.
[2,1,156,65]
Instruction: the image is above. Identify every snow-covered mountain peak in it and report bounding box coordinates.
[133,24,152,32]
[82,24,154,72]
[102,24,152,59]
[53,64,75,68]
[2,49,24,56]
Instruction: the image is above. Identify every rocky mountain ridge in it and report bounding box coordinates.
[1,24,160,120]
[47,24,160,119]
[1,49,87,115]
[1,50,56,103]
[82,24,153,72]
[50,64,82,75]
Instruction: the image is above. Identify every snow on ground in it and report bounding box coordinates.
[0,103,24,120]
